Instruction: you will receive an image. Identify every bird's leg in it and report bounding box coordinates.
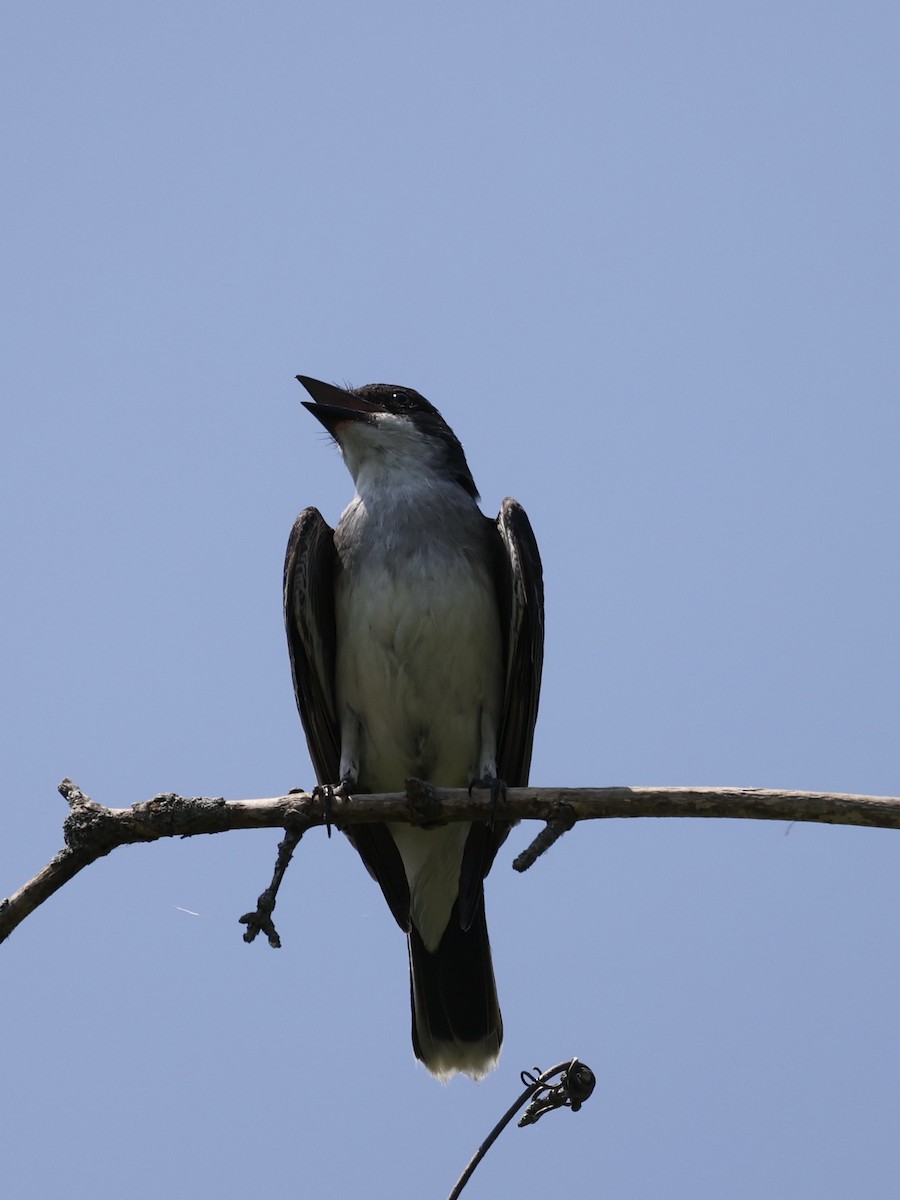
[312,770,356,837]
[468,772,507,829]
[310,729,362,837]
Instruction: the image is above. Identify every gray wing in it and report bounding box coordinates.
[494,496,545,786]
[459,497,544,926]
[284,506,412,931]
[283,507,340,784]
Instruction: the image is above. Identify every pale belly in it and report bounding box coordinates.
[334,551,503,950]
[335,555,502,792]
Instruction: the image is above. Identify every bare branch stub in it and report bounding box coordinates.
[239,827,307,949]
[405,777,445,825]
[512,802,578,872]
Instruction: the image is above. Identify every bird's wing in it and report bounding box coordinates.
[494,496,545,786]
[284,507,341,783]
[459,498,545,927]
[284,506,411,931]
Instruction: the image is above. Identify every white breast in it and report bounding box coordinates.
[335,509,501,789]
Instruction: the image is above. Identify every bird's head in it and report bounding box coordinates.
[296,375,479,499]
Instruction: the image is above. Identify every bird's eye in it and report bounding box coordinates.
[391,390,410,407]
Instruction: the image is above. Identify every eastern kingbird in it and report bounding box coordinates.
[284,376,544,1080]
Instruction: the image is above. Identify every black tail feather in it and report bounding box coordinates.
[408,896,502,1080]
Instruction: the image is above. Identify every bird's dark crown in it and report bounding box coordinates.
[299,376,480,500]
[354,384,478,499]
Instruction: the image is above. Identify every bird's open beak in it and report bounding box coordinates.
[296,375,380,431]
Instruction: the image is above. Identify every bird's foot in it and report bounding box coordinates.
[468,774,507,829]
[311,776,354,838]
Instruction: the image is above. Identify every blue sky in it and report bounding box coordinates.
[2,2,899,1196]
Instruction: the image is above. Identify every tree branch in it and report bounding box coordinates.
[3,778,899,946]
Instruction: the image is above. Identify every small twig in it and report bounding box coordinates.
[448,1058,596,1199]
[239,828,305,948]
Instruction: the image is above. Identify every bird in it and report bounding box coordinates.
[284,375,543,1080]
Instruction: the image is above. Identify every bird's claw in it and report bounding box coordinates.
[468,774,507,829]
[311,777,354,837]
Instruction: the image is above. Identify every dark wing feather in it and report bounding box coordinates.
[284,506,411,931]
[284,507,340,784]
[494,496,545,785]
[459,498,545,927]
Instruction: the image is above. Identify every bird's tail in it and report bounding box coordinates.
[408,896,502,1081]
